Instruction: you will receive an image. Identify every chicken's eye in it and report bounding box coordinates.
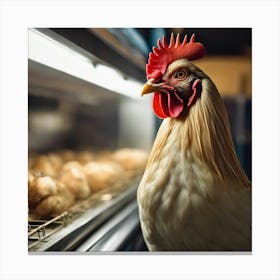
[174,70,187,80]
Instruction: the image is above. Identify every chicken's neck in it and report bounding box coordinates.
[147,78,250,187]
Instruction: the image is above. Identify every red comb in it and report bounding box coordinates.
[146,33,206,79]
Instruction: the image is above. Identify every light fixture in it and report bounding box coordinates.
[28,28,143,99]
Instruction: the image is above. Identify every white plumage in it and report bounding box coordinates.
[137,59,251,251]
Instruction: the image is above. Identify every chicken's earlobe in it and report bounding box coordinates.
[187,79,201,107]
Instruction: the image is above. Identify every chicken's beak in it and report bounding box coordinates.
[141,82,160,96]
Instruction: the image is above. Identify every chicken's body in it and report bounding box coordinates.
[137,35,251,251]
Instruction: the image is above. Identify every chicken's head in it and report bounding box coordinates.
[141,33,207,119]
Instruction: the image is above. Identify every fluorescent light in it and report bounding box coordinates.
[28,29,143,99]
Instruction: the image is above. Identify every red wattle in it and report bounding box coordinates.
[159,93,171,117]
[168,92,184,118]
[153,92,168,119]
[153,92,184,119]
[152,80,201,119]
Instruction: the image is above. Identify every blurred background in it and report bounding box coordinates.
[28,28,251,252]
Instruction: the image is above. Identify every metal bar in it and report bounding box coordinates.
[76,201,138,252]
[28,185,137,252]
[28,212,69,237]
[89,209,139,252]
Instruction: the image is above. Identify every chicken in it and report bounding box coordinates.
[137,33,251,251]
[33,182,74,218]
[59,161,91,200]
[83,160,124,191]
[111,148,149,172]
[28,172,74,218]
[28,172,58,207]
[31,155,58,178]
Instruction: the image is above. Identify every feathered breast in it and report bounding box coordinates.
[145,77,250,188]
[137,76,251,251]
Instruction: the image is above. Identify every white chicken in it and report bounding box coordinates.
[137,33,251,251]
